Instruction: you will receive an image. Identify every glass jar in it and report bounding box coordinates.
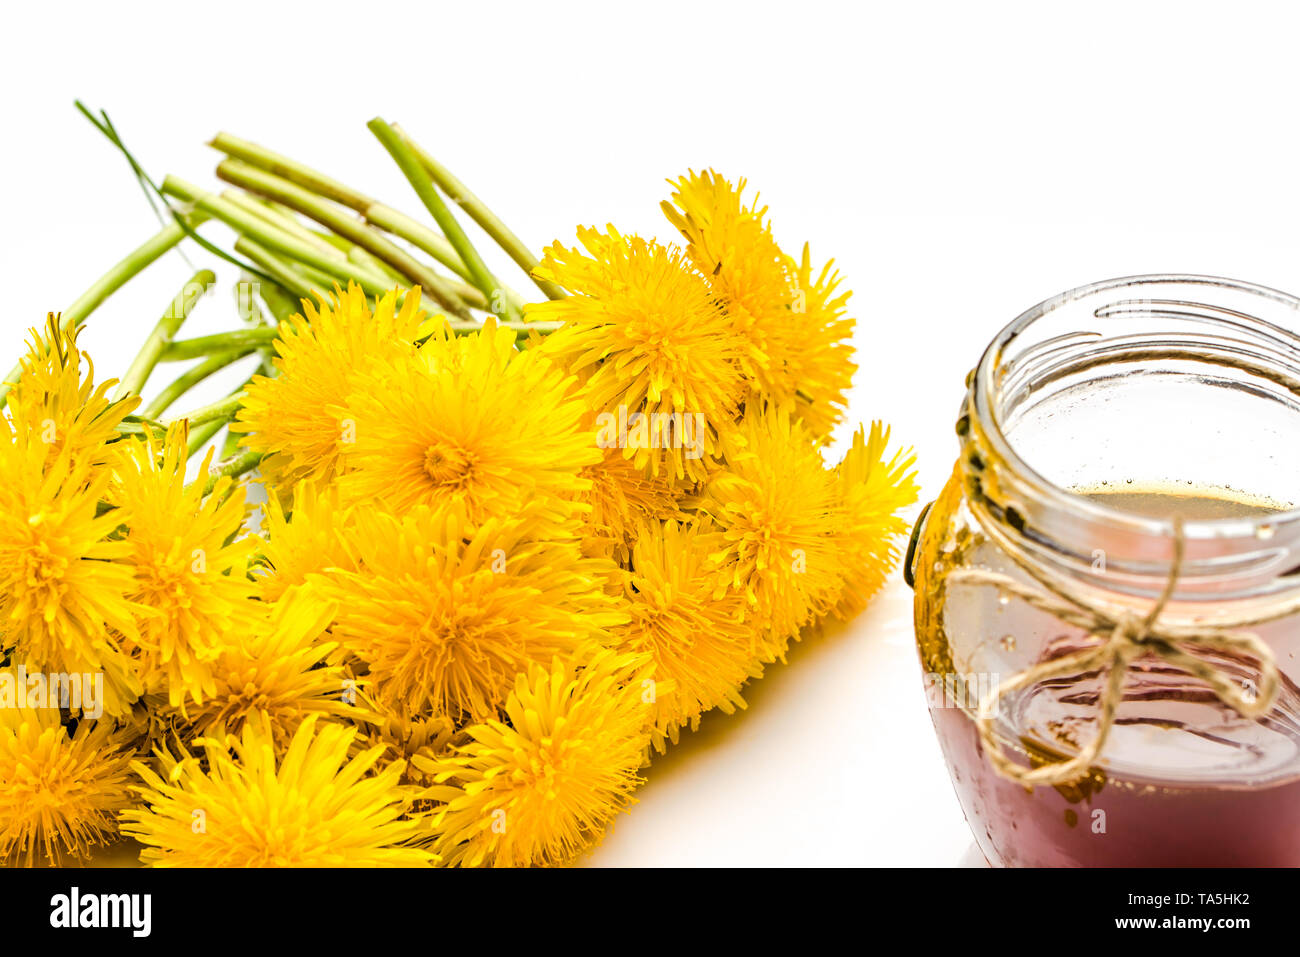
[910,275,1300,867]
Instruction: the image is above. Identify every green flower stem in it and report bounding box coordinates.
[185,373,262,460]
[368,211,525,315]
[326,232,501,314]
[443,279,489,312]
[209,132,532,319]
[232,237,317,301]
[237,288,278,377]
[258,279,304,324]
[499,284,529,316]
[300,257,427,313]
[237,280,267,328]
[63,216,208,323]
[162,176,407,306]
[348,245,406,286]
[220,413,247,458]
[367,118,517,322]
[187,417,228,457]
[166,391,244,432]
[245,237,344,296]
[208,133,372,211]
[363,203,472,281]
[113,269,215,400]
[341,236,507,313]
[208,132,474,285]
[160,328,280,362]
[287,258,356,299]
[223,191,343,259]
[234,235,441,318]
[0,215,206,407]
[139,348,256,419]
[200,449,263,496]
[393,123,566,302]
[312,230,353,254]
[216,159,473,319]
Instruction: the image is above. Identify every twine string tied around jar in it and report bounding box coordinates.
[947,518,1282,788]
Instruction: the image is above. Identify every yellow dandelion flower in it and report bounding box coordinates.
[662,172,788,334]
[119,692,184,761]
[339,318,599,520]
[703,404,844,659]
[179,590,359,750]
[231,283,423,485]
[415,648,653,867]
[829,423,919,618]
[123,714,432,867]
[0,701,138,866]
[574,446,683,563]
[254,480,353,602]
[777,245,858,438]
[0,436,141,715]
[664,170,856,438]
[359,712,459,786]
[530,227,749,480]
[8,315,137,475]
[117,425,257,707]
[315,500,626,725]
[617,519,760,752]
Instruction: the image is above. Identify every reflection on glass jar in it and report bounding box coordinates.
[910,276,1300,867]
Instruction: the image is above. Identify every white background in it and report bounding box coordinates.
[6,0,1300,865]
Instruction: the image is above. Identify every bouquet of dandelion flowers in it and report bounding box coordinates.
[0,108,918,868]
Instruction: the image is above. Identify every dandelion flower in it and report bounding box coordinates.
[617,519,760,752]
[232,283,423,485]
[119,692,185,763]
[664,170,856,438]
[574,446,683,563]
[415,648,653,867]
[179,590,359,750]
[0,438,141,715]
[530,227,749,479]
[0,702,138,866]
[702,404,844,659]
[117,425,257,707]
[662,172,789,336]
[357,712,459,786]
[775,246,857,438]
[339,318,598,520]
[254,480,353,602]
[122,714,432,867]
[829,423,919,618]
[8,315,137,476]
[316,501,626,725]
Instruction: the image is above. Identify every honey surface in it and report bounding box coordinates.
[1079,483,1289,520]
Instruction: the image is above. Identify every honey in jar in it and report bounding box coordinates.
[912,276,1300,867]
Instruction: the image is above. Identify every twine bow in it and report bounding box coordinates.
[947,519,1281,787]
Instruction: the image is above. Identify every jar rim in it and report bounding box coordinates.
[971,273,1300,543]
